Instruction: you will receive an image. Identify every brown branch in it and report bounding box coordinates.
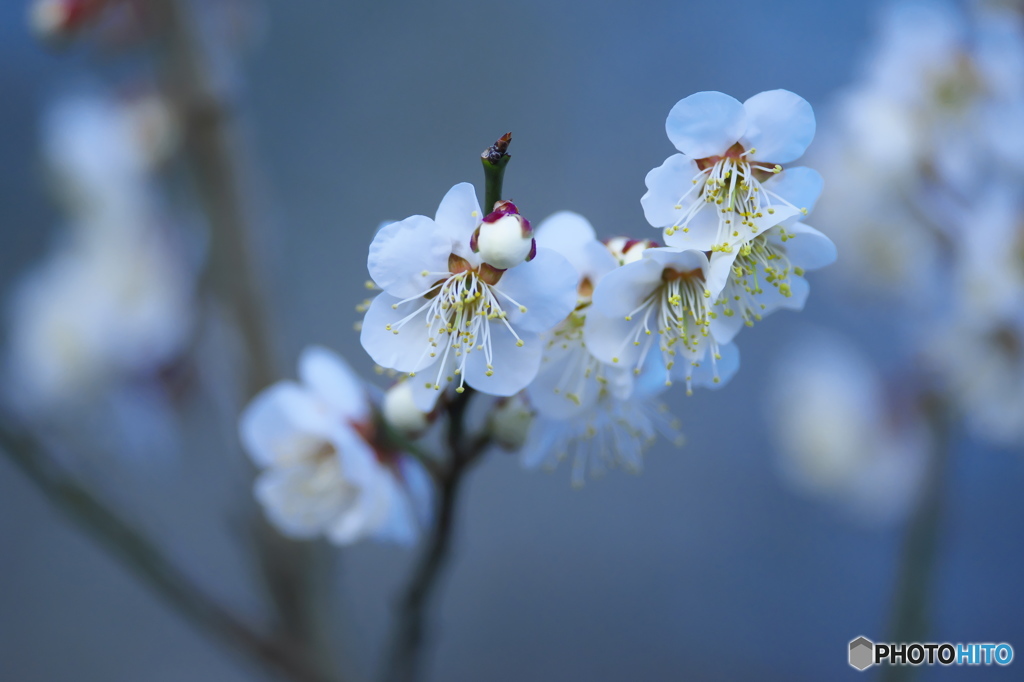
[0,419,334,682]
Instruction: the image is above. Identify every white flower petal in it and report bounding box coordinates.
[360,293,437,373]
[254,464,346,540]
[535,211,619,284]
[365,476,421,545]
[641,154,701,228]
[583,307,645,368]
[591,257,664,317]
[298,346,369,422]
[741,90,816,164]
[741,205,801,243]
[528,341,601,419]
[239,382,333,468]
[464,325,543,396]
[331,425,381,487]
[367,215,452,299]
[495,247,579,333]
[666,91,747,159]
[776,222,836,270]
[706,250,740,300]
[434,182,483,258]
[758,272,810,312]
[660,201,720,250]
[762,167,824,216]
[709,307,745,345]
[644,247,710,273]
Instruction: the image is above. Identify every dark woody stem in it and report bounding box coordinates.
[381,134,511,682]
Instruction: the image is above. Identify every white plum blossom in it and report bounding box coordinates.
[6,227,193,410]
[5,91,192,412]
[641,90,818,259]
[708,221,837,344]
[239,347,431,545]
[525,211,624,418]
[768,333,928,524]
[360,183,578,411]
[584,246,740,393]
[926,186,1024,445]
[522,357,682,487]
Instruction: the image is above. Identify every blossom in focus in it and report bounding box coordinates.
[768,333,928,524]
[584,246,740,392]
[709,221,836,344]
[641,89,818,259]
[525,211,624,418]
[239,347,431,545]
[360,183,578,411]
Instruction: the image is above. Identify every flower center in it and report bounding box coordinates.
[716,231,801,327]
[545,308,608,407]
[667,143,795,250]
[611,268,723,393]
[383,253,529,394]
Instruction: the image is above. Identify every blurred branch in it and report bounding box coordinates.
[148,0,336,674]
[0,419,333,682]
[880,393,952,682]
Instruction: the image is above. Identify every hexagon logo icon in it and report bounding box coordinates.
[849,636,874,671]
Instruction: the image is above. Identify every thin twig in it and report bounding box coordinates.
[0,420,334,682]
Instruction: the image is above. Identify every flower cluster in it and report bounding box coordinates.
[805,0,1024,449]
[242,89,834,541]
[6,90,194,415]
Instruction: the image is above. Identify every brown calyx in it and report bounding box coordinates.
[445,253,504,286]
[578,276,594,299]
[661,267,703,283]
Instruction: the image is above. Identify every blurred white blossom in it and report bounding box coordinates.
[768,333,929,524]
[240,347,431,544]
[6,90,192,413]
[812,0,1024,446]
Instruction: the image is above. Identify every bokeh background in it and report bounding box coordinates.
[1,1,1022,681]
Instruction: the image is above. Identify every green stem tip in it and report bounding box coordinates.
[481,132,512,213]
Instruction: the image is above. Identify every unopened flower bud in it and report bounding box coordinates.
[605,236,659,265]
[488,394,533,451]
[383,382,429,435]
[471,200,536,270]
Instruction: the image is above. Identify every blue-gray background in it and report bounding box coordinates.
[1,1,1022,681]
